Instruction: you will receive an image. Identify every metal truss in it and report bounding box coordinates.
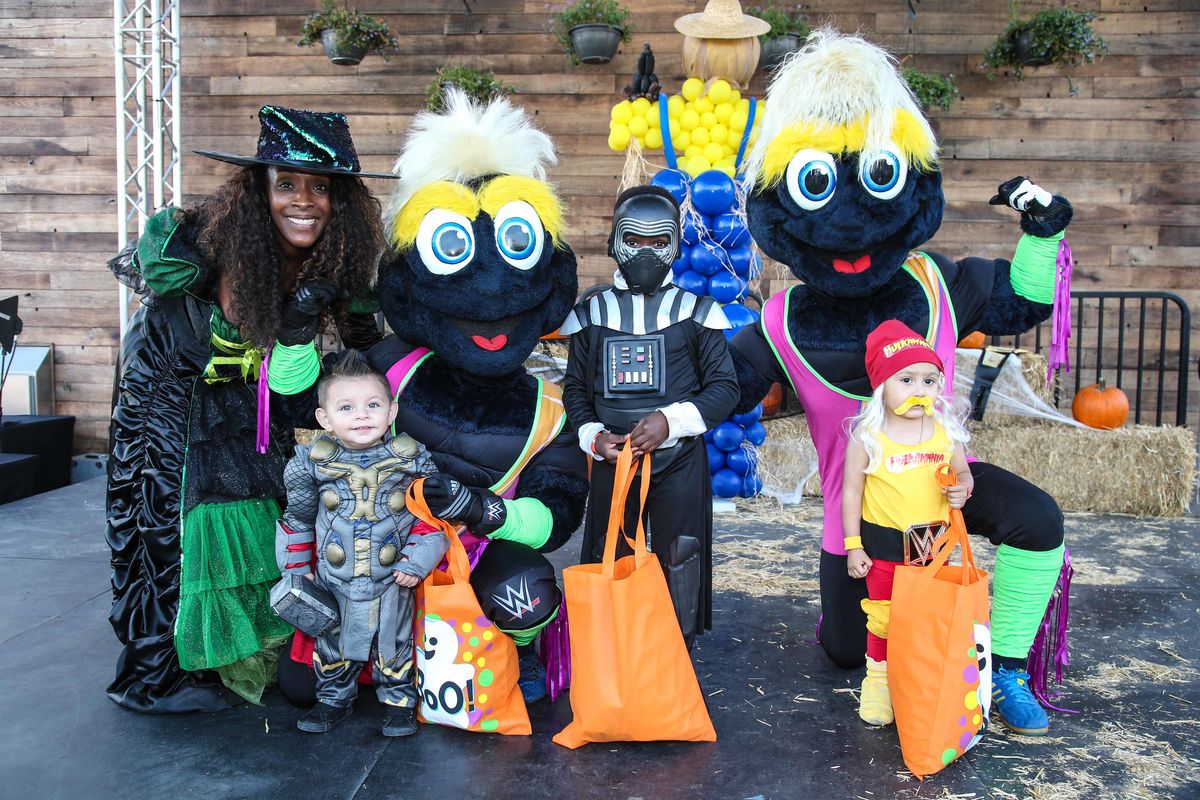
[114,0,182,338]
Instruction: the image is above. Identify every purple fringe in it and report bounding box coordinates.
[540,598,571,702]
[1026,546,1077,713]
[1046,238,1074,385]
[255,346,271,455]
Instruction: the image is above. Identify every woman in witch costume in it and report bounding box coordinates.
[105,106,393,713]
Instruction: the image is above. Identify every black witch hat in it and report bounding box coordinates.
[194,105,396,179]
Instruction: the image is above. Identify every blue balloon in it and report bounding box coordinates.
[711,468,742,499]
[671,246,692,277]
[743,420,767,446]
[722,302,757,331]
[708,271,745,304]
[727,245,753,278]
[711,421,745,452]
[710,212,750,248]
[748,251,763,280]
[682,214,704,246]
[740,473,764,498]
[731,403,763,427]
[690,244,727,277]
[706,443,725,472]
[691,170,737,216]
[674,269,708,296]
[651,168,690,205]
[725,447,754,477]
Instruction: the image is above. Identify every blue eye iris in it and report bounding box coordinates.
[432,222,472,264]
[497,218,535,259]
[861,151,901,193]
[798,161,835,201]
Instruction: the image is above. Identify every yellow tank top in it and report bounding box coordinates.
[862,421,953,532]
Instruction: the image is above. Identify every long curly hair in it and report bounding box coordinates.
[182,166,384,347]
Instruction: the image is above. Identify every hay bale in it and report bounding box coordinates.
[759,415,1197,517]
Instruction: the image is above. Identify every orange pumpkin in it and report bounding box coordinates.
[1071,378,1129,430]
[958,331,987,349]
[761,382,783,418]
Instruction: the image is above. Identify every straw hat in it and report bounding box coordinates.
[674,0,771,39]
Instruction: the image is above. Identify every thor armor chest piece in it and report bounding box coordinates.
[306,434,423,600]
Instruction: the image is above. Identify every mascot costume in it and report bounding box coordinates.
[274,90,587,705]
[730,30,1071,736]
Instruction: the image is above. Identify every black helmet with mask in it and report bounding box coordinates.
[608,185,681,294]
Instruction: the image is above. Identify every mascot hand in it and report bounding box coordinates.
[277,280,340,345]
[421,475,508,536]
[989,176,1073,238]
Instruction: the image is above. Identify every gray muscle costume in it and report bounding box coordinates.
[277,433,447,709]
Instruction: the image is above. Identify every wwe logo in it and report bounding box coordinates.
[492,576,541,620]
[904,521,947,566]
[482,496,504,523]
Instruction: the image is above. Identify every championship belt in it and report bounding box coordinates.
[270,572,339,637]
[903,520,948,566]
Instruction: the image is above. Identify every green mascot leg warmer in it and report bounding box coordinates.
[501,604,559,647]
[991,542,1065,659]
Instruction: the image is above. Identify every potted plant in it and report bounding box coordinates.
[298,0,399,66]
[424,65,517,113]
[902,67,959,112]
[551,0,634,66]
[983,6,1107,93]
[748,4,810,71]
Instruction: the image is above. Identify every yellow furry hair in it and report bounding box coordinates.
[478,175,567,245]
[389,181,480,249]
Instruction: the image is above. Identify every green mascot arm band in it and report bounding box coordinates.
[267,342,320,395]
[487,497,552,549]
[1009,231,1064,305]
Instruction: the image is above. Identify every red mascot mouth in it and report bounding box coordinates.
[832,254,872,274]
[471,334,508,351]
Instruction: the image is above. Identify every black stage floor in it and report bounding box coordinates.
[2,479,1198,799]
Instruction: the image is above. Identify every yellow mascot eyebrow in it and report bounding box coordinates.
[477,175,566,246]
[389,181,480,249]
[758,110,937,188]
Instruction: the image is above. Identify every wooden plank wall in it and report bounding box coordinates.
[0,0,1197,453]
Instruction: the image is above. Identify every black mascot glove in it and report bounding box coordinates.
[277,280,339,346]
[421,475,508,537]
[989,176,1073,238]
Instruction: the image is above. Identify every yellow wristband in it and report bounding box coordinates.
[844,536,863,551]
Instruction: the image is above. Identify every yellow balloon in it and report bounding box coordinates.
[729,89,742,105]
[680,108,700,132]
[736,98,751,113]
[674,130,691,151]
[668,119,681,140]
[708,79,732,104]
[703,142,725,163]
[717,163,736,178]
[646,107,661,128]
[694,96,714,115]
[631,97,651,115]
[628,116,648,137]
[684,144,702,160]
[700,111,717,129]
[724,141,739,159]
[709,123,729,145]
[644,127,663,150]
[730,108,749,132]
[681,77,704,102]
[714,102,734,124]
[611,101,633,124]
[608,125,631,151]
[686,155,713,177]
[668,94,685,118]
[690,126,710,147]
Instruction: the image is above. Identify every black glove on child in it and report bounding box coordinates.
[421,474,508,537]
[277,280,340,346]
[989,176,1073,238]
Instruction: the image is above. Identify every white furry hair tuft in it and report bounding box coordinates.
[743,26,934,191]
[384,88,557,226]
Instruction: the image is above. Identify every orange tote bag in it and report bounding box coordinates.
[888,464,992,778]
[553,447,717,749]
[406,480,531,736]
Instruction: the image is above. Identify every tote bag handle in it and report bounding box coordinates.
[601,446,651,578]
[920,464,979,586]
[407,478,473,585]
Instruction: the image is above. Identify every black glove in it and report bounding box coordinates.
[421,474,508,537]
[989,176,1073,238]
[277,280,339,346]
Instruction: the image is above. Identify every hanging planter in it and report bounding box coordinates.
[902,67,959,113]
[569,23,624,65]
[320,29,368,66]
[297,1,399,67]
[551,1,633,66]
[424,65,517,113]
[983,7,1107,90]
[746,4,811,72]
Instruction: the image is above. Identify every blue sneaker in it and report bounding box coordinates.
[517,649,547,704]
[992,666,1049,736]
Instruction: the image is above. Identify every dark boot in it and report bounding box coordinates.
[516,645,548,703]
[296,701,352,734]
[382,706,418,737]
[665,536,703,651]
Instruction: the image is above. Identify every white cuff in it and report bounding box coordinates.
[658,401,706,449]
[576,421,606,461]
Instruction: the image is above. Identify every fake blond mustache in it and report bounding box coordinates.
[893,395,934,416]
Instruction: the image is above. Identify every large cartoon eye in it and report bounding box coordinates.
[416,209,475,275]
[858,147,908,200]
[784,149,838,211]
[492,201,545,270]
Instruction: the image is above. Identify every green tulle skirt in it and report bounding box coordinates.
[176,497,291,704]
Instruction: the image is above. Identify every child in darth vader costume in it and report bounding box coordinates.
[273,90,588,706]
[560,185,739,648]
[729,29,1071,736]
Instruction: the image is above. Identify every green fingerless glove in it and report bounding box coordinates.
[486,497,552,549]
[267,341,320,395]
